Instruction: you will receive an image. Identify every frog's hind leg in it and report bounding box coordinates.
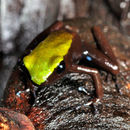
[82,42,119,75]
[92,26,120,89]
[92,26,118,65]
[69,65,103,105]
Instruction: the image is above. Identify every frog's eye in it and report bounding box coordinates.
[56,61,65,74]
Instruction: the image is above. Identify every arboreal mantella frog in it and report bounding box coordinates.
[23,21,119,105]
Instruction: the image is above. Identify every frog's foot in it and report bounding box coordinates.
[78,86,101,106]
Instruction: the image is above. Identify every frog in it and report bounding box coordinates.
[23,21,119,105]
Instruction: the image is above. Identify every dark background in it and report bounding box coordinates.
[0,0,130,100]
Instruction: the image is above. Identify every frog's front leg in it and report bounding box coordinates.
[69,65,103,105]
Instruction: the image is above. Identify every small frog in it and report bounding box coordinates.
[23,21,119,104]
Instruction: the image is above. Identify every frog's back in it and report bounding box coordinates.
[23,30,73,85]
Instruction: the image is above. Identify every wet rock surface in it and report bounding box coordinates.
[1,18,130,129]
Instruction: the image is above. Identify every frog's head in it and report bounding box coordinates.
[23,29,82,85]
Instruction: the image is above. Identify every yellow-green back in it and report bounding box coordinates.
[23,30,73,85]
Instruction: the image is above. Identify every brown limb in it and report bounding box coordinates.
[82,42,119,75]
[69,65,103,105]
[92,26,118,65]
